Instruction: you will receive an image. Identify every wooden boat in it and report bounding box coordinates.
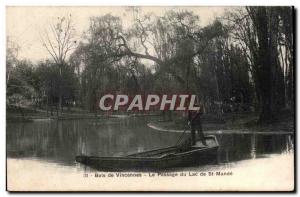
[75,135,219,171]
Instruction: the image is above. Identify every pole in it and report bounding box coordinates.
[175,124,190,146]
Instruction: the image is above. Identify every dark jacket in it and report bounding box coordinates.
[188,111,202,127]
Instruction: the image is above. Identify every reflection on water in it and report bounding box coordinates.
[6,117,294,168]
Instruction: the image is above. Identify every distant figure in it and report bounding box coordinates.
[188,105,207,146]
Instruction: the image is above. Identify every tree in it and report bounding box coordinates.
[245,7,287,122]
[40,15,77,112]
[6,37,19,84]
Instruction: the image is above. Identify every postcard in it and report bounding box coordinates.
[6,6,295,191]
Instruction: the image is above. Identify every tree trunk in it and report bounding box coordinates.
[248,7,284,123]
[58,64,63,113]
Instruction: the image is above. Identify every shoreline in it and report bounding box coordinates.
[147,122,294,135]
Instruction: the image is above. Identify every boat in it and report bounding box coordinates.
[75,135,219,171]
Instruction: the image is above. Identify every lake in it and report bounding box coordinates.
[6,116,294,171]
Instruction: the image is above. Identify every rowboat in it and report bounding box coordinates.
[75,135,219,171]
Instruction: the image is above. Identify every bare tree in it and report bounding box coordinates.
[40,15,77,112]
[6,37,19,84]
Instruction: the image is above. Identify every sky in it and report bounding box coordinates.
[6,6,231,63]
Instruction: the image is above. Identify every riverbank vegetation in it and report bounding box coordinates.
[7,7,294,126]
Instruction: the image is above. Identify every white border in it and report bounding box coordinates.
[1,0,298,196]
[2,0,299,6]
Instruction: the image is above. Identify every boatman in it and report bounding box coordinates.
[188,104,207,146]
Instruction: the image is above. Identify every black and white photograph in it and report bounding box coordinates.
[5,6,295,191]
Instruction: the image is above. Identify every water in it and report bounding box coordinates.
[6,116,294,170]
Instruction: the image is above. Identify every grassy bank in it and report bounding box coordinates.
[6,105,160,122]
[151,110,294,133]
[6,105,294,133]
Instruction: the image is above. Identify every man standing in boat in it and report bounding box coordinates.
[188,104,207,146]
